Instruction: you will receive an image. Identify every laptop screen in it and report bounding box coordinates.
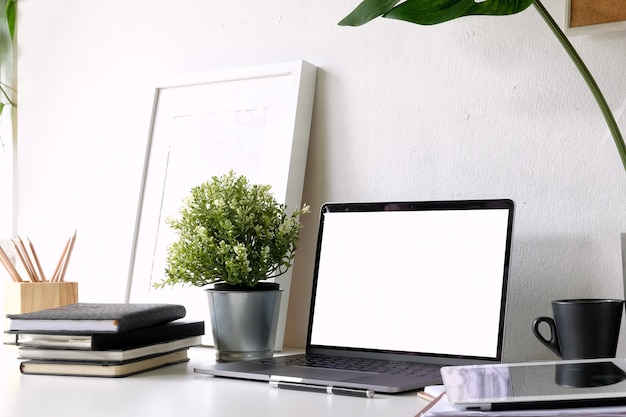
[307,199,514,362]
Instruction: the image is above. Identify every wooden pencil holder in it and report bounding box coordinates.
[3,281,78,315]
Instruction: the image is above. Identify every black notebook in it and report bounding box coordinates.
[14,320,205,350]
[195,199,515,393]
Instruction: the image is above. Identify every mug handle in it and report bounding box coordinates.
[532,316,561,357]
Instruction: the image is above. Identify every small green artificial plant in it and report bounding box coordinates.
[339,0,626,174]
[156,170,310,289]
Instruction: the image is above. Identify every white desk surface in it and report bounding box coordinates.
[2,344,430,417]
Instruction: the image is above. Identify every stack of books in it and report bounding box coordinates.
[6,302,205,377]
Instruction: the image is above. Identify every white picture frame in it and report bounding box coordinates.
[126,61,317,349]
[564,0,626,36]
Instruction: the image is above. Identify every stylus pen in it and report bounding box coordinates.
[269,380,375,398]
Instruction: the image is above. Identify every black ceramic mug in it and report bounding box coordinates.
[532,299,624,360]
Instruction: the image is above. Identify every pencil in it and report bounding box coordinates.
[27,237,47,282]
[12,239,38,282]
[416,392,446,417]
[18,236,42,282]
[57,230,77,282]
[51,236,72,282]
[0,245,24,282]
[417,391,436,402]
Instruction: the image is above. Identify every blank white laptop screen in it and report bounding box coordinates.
[309,201,513,360]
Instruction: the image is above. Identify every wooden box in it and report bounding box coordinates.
[4,281,78,315]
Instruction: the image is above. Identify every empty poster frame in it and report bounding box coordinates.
[126,61,317,349]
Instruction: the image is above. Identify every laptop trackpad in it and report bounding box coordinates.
[268,366,370,381]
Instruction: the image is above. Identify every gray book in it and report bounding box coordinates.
[6,303,186,334]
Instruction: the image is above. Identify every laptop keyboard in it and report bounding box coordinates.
[262,354,443,377]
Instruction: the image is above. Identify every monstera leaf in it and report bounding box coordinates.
[338,0,626,173]
[339,0,534,26]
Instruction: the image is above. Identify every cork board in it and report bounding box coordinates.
[570,0,626,27]
[566,0,626,35]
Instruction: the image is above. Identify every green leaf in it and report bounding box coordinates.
[4,0,15,40]
[339,0,534,26]
[339,0,402,26]
[337,0,626,174]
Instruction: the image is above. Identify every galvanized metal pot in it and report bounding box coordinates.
[206,282,282,362]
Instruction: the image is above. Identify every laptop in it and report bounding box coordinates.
[441,358,626,411]
[195,199,515,393]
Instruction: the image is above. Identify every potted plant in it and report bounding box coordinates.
[338,0,626,173]
[0,0,16,148]
[0,0,15,114]
[155,170,310,361]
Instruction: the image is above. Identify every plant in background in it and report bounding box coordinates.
[0,0,15,117]
[339,0,626,173]
[156,170,310,289]
[0,0,16,150]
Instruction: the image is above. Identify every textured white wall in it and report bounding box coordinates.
[13,0,626,361]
